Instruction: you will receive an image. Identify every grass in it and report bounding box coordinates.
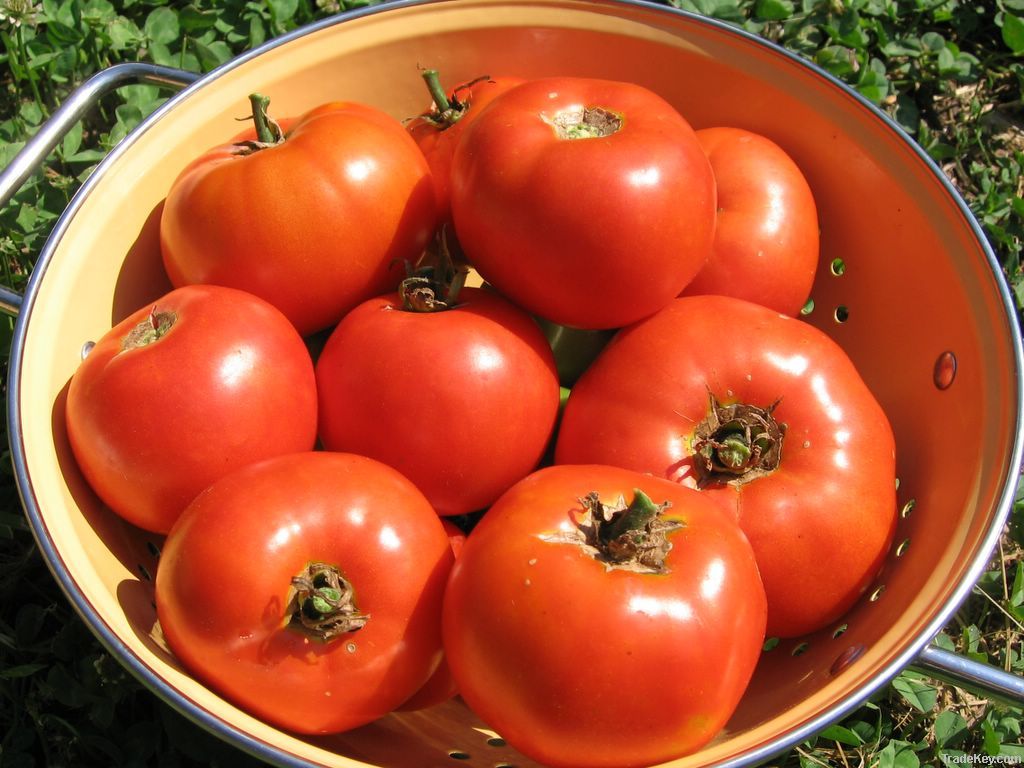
[1,0,1023,766]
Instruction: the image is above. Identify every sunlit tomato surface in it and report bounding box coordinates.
[450,76,716,330]
[443,464,767,768]
[407,71,525,222]
[160,97,437,336]
[155,452,454,734]
[397,518,466,711]
[315,286,560,516]
[682,127,820,316]
[65,285,317,534]
[555,295,897,638]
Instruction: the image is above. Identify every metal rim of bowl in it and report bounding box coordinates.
[7,1,1024,766]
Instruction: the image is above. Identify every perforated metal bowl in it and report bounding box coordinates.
[2,1,1023,766]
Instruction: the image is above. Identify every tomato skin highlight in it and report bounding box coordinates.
[450,76,716,330]
[555,295,897,638]
[315,286,560,517]
[155,451,454,735]
[65,284,317,534]
[160,100,437,336]
[443,464,767,768]
[407,74,525,222]
[683,127,819,316]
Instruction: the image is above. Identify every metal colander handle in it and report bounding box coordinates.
[912,644,1024,706]
[0,62,199,316]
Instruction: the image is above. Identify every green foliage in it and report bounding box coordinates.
[2,1,1023,766]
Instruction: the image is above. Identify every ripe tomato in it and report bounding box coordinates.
[443,464,767,768]
[315,285,560,517]
[682,127,819,316]
[406,70,524,222]
[65,285,317,534]
[155,451,454,734]
[555,295,897,638]
[160,95,437,336]
[396,518,466,711]
[449,76,716,330]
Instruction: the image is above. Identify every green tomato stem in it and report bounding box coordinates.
[421,68,453,119]
[248,93,283,145]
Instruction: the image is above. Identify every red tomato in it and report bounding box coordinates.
[160,95,437,336]
[682,127,819,316]
[65,285,317,534]
[449,76,716,330]
[555,295,897,638]
[155,451,454,734]
[315,286,560,516]
[406,70,525,222]
[443,464,767,768]
[396,518,466,711]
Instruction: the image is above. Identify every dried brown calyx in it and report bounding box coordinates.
[121,306,176,351]
[691,391,785,488]
[541,489,682,574]
[285,562,369,642]
[545,105,623,140]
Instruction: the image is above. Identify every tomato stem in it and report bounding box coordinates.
[416,69,493,129]
[398,226,468,312]
[249,93,283,144]
[286,561,369,642]
[541,489,682,573]
[692,392,785,487]
[421,69,454,120]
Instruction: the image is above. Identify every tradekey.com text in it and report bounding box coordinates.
[945,757,1023,766]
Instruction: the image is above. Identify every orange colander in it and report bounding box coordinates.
[2,1,1022,767]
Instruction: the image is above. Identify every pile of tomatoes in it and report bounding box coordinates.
[64,70,898,768]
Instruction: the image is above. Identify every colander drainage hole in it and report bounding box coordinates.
[800,298,815,316]
[137,564,153,582]
[830,643,867,676]
[832,623,848,639]
[830,258,846,276]
[834,305,849,323]
[762,636,780,652]
[933,350,957,390]
[869,585,886,602]
[896,538,911,557]
[487,738,507,748]
[791,642,810,657]
[146,540,161,558]
[448,751,471,760]
[900,499,916,518]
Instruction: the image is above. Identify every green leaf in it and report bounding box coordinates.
[18,102,43,127]
[144,7,180,45]
[106,16,144,50]
[921,31,947,52]
[1004,13,1024,54]
[267,0,299,23]
[892,672,938,712]
[60,120,83,158]
[819,723,864,746]
[815,45,858,78]
[857,64,890,103]
[178,5,218,33]
[0,663,48,679]
[1010,560,1024,608]
[755,0,794,20]
[877,740,921,768]
[191,38,232,71]
[983,717,1002,756]
[934,710,968,748]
